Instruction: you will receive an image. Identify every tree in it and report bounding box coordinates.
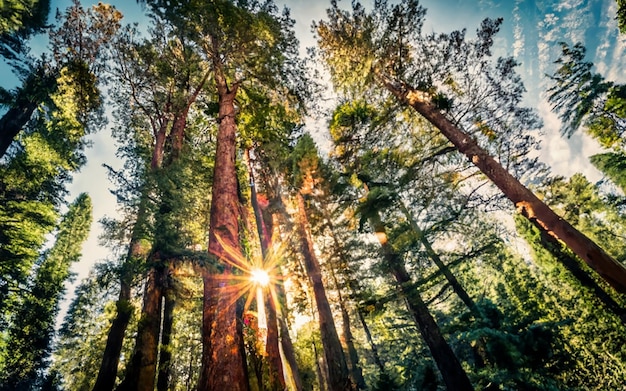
[315,0,626,294]
[139,1,307,389]
[548,42,625,147]
[0,0,122,158]
[0,193,92,390]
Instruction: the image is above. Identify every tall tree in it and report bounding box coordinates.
[315,0,626,294]
[0,0,121,158]
[140,1,307,389]
[290,134,355,390]
[0,193,92,390]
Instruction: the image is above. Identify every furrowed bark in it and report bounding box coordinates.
[198,76,249,391]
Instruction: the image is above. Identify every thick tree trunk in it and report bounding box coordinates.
[198,80,249,391]
[368,212,474,391]
[116,259,164,391]
[378,75,626,294]
[296,192,353,391]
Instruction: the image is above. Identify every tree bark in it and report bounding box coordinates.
[327,255,366,390]
[116,259,164,391]
[377,74,626,294]
[0,102,39,157]
[157,269,175,391]
[92,280,133,391]
[0,67,53,159]
[296,192,353,391]
[198,77,249,391]
[368,212,474,391]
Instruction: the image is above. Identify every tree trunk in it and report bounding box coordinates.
[246,152,287,390]
[327,256,366,390]
[157,270,175,391]
[356,309,385,375]
[368,212,474,391]
[0,67,53,158]
[94,191,152,391]
[116,259,164,391]
[296,192,353,391]
[531,219,626,324]
[377,74,626,294]
[198,78,249,391]
[0,102,39,158]
[92,280,133,391]
[398,201,480,318]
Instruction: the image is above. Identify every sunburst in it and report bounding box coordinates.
[210,235,287,331]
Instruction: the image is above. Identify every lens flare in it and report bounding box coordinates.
[251,268,270,287]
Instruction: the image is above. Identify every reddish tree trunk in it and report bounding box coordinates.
[296,192,352,391]
[198,79,249,391]
[378,75,626,294]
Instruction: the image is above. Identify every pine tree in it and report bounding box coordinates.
[0,193,92,390]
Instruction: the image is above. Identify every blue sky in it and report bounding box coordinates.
[10,0,624,319]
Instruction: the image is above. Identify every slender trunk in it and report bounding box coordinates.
[246,151,286,390]
[355,309,385,375]
[198,76,249,390]
[398,201,480,317]
[93,280,132,391]
[368,212,474,391]
[93,236,150,391]
[276,285,304,391]
[157,270,175,391]
[377,74,626,294]
[296,192,352,391]
[313,340,329,391]
[116,258,164,391]
[328,258,365,390]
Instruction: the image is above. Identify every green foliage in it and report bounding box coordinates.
[514,215,626,389]
[618,0,626,33]
[548,42,626,149]
[0,0,50,63]
[51,275,138,391]
[590,151,626,193]
[0,193,92,390]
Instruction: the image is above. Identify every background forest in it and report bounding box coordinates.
[2,0,626,390]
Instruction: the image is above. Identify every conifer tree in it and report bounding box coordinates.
[315,0,626,294]
[0,193,92,390]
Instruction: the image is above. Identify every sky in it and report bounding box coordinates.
[18,0,626,321]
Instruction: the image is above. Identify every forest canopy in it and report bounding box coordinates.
[1,0,626,390]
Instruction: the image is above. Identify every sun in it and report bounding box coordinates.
[250,268,270,287]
